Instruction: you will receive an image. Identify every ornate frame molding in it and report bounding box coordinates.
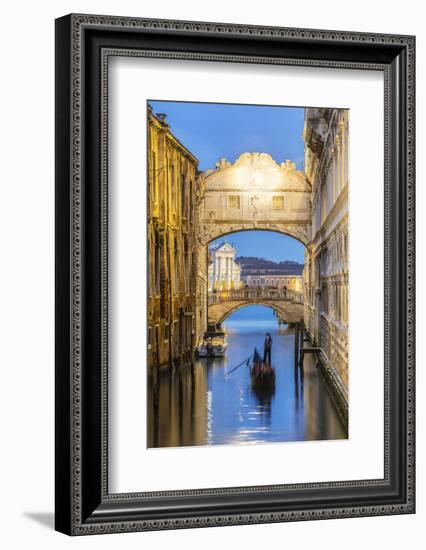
[55,14,415,535]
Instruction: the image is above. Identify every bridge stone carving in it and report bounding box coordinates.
[198,152,312,246]
[208,288,304,326]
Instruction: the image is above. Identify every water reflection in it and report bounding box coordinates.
[147,307,347,448]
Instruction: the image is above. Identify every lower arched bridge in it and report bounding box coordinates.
[208,288,304,327]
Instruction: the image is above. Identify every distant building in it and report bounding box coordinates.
[208,241,242,291]
[237,256,304,279]
[246,274,303,293]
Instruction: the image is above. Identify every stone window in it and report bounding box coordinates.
[228,195,240,209]
[173,237,179,294]
[170,164,176,213]
[151,150,157,203]
[183,237,189,294]
[181,175,186,218]
[189,180,193,221]
[272,195,284,209]
[154,230,161,295]
[164,323,170,343]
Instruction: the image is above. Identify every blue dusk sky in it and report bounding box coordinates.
[149,100,305,171]
[149,100,305,264]
[211,232,304,264]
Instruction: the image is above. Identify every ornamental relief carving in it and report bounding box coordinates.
[197,221,311,247]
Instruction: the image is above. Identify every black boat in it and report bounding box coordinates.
[250,348,275,389]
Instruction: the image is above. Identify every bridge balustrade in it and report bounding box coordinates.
[208,286,303,304]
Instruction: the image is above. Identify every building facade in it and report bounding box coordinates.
[302,108,349,396]
[147,107,200,373]
[246,274,303,293]
[208,241,242,291]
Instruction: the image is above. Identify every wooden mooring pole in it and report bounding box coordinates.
[294,321,300,370]
[298,319,304,368]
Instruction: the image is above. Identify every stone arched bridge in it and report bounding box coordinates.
[208,288,304,327]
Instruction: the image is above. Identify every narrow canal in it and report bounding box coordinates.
[147,306,347,448]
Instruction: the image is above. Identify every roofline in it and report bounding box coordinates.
[148,109,199,166]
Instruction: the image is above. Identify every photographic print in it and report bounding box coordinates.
[147,101,349,448]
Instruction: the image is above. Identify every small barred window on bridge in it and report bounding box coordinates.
[228,195,241,209]
[272,196,284,209]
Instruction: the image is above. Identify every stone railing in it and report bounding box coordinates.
[208,287,303,304]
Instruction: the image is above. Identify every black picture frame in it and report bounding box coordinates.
[55,13,415,535]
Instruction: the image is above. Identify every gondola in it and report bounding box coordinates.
[250,348,275,389]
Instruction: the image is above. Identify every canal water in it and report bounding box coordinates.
[147,306,347,448]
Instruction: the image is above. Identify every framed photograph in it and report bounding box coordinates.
[55,14,415,535]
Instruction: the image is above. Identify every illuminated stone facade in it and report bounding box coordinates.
[147,107,201,372]
[198,153,312,246]
[208,241,242,291]
[246,274,303,293]
[302,108,349,396]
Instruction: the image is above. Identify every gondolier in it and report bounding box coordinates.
[263,332,272,364]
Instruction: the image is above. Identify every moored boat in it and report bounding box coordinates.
[196,341,209,357]
[196,330,228,358]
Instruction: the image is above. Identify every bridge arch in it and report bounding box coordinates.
[218,301,292,325]
[208,296,304,327]
[204,226,310,250]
